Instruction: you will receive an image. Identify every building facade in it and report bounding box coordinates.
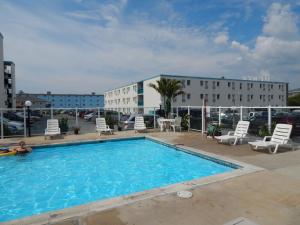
[104,74,288,113]
[17,92,104,108]
[0,33,16,109]
[4,61,16,108]
[0,33,5,108]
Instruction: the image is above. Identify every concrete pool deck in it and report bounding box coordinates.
[1,131,300,225]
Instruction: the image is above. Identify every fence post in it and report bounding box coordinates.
[0,109,3,139]
[75,107,78,126]
[176,107,179,117]
[153,107,156,129]
[23,107,27,138]
[187,106,190,131]
[50,107,53,119]
[268,105,272,133]
[98,107,100,117]
[218,106,221,126]
[118,108,120,122]
[240,106,243,121]
[201,105,205,134]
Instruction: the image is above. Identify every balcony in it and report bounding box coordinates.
[138,88,144,95]
[138,100,144,106]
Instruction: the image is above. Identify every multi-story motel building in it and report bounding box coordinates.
[17,91,104,108]
[104,74,288,114]
[0,33,16,108]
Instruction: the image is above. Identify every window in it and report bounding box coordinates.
[205,81,208,89]
[187,93,191,99]
[228,82,231,87]
[240,83,242,90]
[173,97,177,102]
[212,81,216,89]
[251,83,253,88]
[200,80,203,86]
[181,80,185,88]
[200,94,203,99]
[228,94,231,99]
[212,94,216,102]
[260,84,262,89]
[187,80,190,86]
[217,94,220,100]
[182,94,186,102]
[217,81,220,87]
[240,95,242,101]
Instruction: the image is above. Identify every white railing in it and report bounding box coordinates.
[0,105,300,139]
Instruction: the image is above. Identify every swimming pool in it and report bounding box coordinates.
[0,137,237,222]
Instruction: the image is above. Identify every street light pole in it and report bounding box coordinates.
[25,100,32,137]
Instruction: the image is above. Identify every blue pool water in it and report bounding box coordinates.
[0,138,235,222]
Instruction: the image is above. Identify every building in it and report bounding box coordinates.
[0,32,5,108]
[17,91,104,108]
[16,94,49,108]
[104,74,288,113]
[4,61,16,108]
[0,33,16,108]
[289,88,300,97]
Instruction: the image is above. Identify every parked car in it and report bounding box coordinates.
[119,114,154,130]
[3,112,24,122]
[1,117,24,134]
[277,112,300,136]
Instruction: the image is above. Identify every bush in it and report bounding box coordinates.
[59,117,69,134]
[105,115,118,129]
[181,114,190,131]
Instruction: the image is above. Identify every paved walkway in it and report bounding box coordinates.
[1,131,300,225]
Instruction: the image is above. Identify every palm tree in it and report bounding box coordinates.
[149,78,184,117]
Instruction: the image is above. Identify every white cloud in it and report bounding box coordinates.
[231,41,249,53]
[263,3,299,40]
[228,3,300,85]
[214,32,228,45]
[0,1,299,94]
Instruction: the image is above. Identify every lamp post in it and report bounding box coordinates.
[25,100,32,137]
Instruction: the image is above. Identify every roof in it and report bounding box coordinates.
[16,94,49,103]
[104,74,289,93]
[289,88,300,93]
[18,93,104,97]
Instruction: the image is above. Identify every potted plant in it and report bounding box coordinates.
[59,117,69,134]
[73,126,80,135]
[181,113,190,131]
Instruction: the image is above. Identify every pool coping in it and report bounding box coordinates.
[1,135,264,225]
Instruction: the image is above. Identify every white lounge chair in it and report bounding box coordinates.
[171,116,182,132]
[249,123,293,154]
[96,118,113,136]
[215,121,250,145]
[45,119,61,139]
[134,116,146,132]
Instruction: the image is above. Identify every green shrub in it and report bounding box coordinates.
[181,114,190,131]
[105,115,118,129]
[59,117,69,134]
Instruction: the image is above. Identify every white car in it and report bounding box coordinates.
[84,112,95,121]
[1,117,24,133]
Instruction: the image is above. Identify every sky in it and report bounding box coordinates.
[0,0,300,94]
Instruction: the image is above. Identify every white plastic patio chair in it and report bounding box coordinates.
[157,117,165,132]
[45,119,61,139]
[96,118,113,136]
[248,123,293,154]
[171,116,182,132]
[134,116,146,132]
[215,121,250,145]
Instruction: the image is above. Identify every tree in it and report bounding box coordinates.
[149,78,184,117]
[288,93,300,106]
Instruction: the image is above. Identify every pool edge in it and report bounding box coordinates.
[1,135,264,225]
